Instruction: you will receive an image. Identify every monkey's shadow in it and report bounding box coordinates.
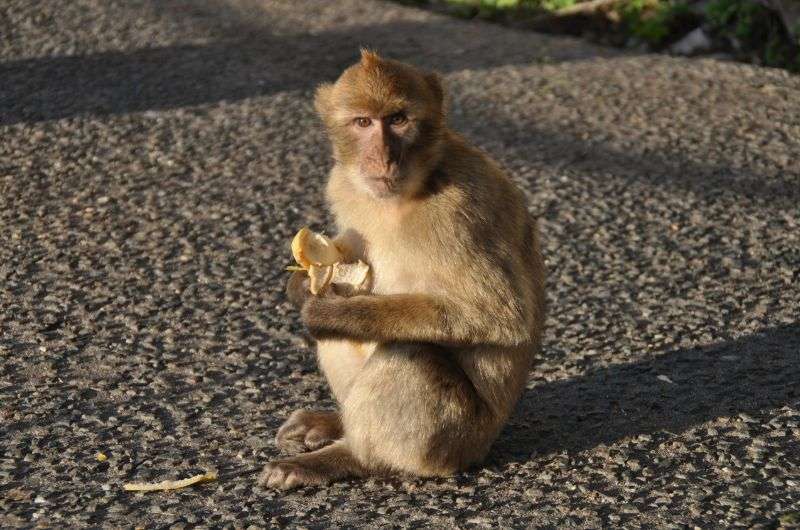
[492,323,799,463]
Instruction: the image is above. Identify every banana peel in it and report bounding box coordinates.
[289,227,370,295]
[123,471,217,492]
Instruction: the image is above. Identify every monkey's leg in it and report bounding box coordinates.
[273,341,371,455]
[342,343,495,477]
[275,409,343,454]
[259,440,366,490]
[316,339,375,403]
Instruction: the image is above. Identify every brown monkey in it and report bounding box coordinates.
[260,50,545,489]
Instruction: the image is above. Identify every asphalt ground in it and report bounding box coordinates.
[1,0,799,527]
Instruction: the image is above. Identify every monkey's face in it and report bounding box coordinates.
[315,50,445,199]
[346,110,417,198]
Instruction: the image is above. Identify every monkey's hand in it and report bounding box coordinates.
[285,270,312,310]
[300,293,528,347]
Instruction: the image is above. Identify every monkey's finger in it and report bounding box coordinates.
[259,463,285,488]
[304,427,335,450]
[282,470,303,490]
[275,416,312,454]
[276,419,304,440]
[260,462,304,490]
[276,409,308,437]
[285,270,312,307]
[275,438,307,455]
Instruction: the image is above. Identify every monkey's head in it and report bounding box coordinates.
[315,50,446,199]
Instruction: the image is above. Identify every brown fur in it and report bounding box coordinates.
[260,50,545,489]
[275,410,343,454]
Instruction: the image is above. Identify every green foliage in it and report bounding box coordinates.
[538,0,578,10]
[401,0,799,72]
[446,0,576,8]
[706,0,800,71]
[425,0,577,18]
[439,0,511,18]
[779,512,800,526]
[707,0,767,41]
[622,0,691,47]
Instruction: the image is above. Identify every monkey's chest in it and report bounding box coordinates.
[368,253,435,295]
[338,226,441,295]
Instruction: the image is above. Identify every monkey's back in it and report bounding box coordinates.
[435,132,546,440]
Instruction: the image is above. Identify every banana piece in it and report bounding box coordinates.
[290,227,370,295]
[291,227,342,269]
[308,263,335,295]
[123,471,217,492]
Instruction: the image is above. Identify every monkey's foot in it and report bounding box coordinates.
[259,457,330,490]
[259,441,363,490]
[275,409,343,454]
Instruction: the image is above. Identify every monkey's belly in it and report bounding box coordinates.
[316,339,377,403]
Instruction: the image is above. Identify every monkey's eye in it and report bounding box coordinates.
[354,117,372,128]
[388,112,408,126]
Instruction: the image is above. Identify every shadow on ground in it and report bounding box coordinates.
[0,18,605,126]
[495,323,800,462]
[3,0,794,207]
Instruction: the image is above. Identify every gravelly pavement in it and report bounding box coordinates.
[1,0,799,527]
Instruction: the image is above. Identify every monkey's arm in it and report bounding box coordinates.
[301,293,528,347]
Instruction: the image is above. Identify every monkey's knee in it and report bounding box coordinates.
[343,400,488,477]
[341,348,492,476]
[275,409,343,454]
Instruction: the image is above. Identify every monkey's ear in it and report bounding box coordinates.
[314,83,335,119]
[424,72,445,109]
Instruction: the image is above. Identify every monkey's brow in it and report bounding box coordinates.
[336,108,410,121]
[336,98,412,118]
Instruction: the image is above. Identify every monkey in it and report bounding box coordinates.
[259,50,545,490]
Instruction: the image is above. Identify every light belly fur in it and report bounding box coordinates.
[317,231,436,402]
[316,339,378,403]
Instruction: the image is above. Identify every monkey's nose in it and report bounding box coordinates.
[382,150,394,170]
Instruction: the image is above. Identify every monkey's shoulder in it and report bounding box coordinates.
[430,151,530,248]
[436,135,525,207]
